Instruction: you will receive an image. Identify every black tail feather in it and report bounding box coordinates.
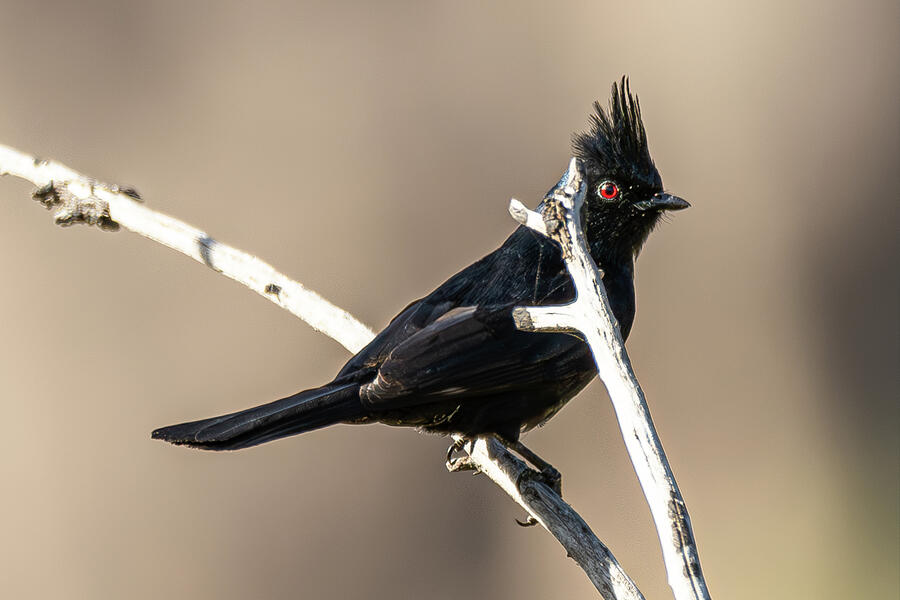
[152,383,361,451]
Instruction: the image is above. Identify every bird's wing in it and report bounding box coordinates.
[360,303,588,410]
[335,295,462,377]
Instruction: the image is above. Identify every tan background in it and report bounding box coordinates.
[0,1,897,599]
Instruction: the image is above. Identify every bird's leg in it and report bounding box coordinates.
[445,435,561,527]
[445,437,477,472]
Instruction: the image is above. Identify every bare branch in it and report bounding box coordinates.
[0,143,376,354]
[451,435,644,599]
[1,142,645,599]
[511,158,712,600]
[509,197,548,236]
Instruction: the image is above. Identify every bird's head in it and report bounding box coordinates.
[573,78,688,264]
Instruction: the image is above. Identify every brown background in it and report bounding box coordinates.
[0,1,897,599]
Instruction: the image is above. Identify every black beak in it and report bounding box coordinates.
[635,193,690,212]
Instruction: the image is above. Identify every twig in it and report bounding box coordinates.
[0,143,643,599]
[0,143,375,354]
[510,158,712,600]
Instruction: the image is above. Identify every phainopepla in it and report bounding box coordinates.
[152,78,689,463]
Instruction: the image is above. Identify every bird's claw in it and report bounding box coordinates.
[515,516,539,527]
[445,439,477,472]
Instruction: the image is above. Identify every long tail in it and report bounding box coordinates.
[151,382,362,451]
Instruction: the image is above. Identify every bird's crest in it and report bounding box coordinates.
[573,77,658,186]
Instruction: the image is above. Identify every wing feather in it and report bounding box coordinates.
[360,304,585,410]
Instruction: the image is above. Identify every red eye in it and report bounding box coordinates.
[598,181,619,200]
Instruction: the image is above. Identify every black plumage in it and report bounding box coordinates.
[152,78,688,451]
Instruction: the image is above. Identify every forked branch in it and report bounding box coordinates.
[0,144,642,598]
[510,158,712,600]
[1,143,711,599]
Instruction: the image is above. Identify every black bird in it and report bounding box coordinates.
[152,79,689,462]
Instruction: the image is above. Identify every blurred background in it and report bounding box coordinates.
[0,1,897,598]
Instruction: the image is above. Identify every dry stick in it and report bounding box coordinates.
[510,158,712,600]
[0,143,375,354]
[0,143,643,600]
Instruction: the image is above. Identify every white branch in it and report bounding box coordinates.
[511,158,712,600]
[511,305,580,333]
[509,197,548,236]
[1,143,644,599]
[0,143,375,354]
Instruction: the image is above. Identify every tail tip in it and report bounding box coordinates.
[151,424,202,447]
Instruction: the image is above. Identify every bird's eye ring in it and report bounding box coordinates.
[598,181,619,200]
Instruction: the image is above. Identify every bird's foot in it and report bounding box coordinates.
[505,441,562,528]
[445,438,477,473]
[506,439,563,497]
[512,467,560,528]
